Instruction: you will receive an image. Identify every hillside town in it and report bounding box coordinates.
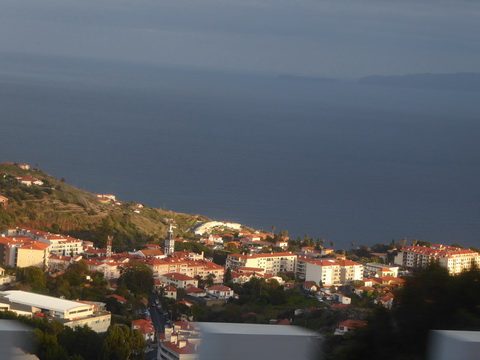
[1,162,480,359]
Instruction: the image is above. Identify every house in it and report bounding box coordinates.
[205,285,234,299]
[14,176,44,186]
[302,281,318,292]
[132,319,155,342]
[334,319,367,335]
[334,293,351,305]
[364,263,399,277]
[275,241,289,250]
[17,163,30,170]
[161,273,198,289]
[136,248,165,259]
[96,194,116,201]
[105,294,128,305]
[185,286,206,298]
[354,286,375,296]
[164,285,177,300]
[376,293,395,309]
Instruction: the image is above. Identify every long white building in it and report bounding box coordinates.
[394,244,480,275]
[3,228,83,257]
[226,252,297,275]
[0,290,111,332]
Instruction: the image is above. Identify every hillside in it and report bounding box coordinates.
[0,163,209,250]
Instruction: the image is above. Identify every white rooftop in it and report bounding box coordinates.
[197,322,321,360]
[198,322,316,336]
[1,291,90,314]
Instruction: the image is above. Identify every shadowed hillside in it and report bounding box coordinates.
[0,163,209,250]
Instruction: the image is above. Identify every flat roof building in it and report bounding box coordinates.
[0,290,111,332]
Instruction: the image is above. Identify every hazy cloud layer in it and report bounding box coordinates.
[1,0,480,77]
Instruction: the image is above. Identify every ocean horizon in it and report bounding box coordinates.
[1,54,479,250]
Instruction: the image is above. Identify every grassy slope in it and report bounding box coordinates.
[0,163,209,250]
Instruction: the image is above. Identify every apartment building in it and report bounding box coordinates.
[0,235,49,268]
[225,252,297,275]
[3,228,83,257]
[394,245,480,275]
[302,258,363,286]
[158,321,200,360]
[148,256,224,283]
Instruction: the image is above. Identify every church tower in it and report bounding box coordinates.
[164,221,175,256]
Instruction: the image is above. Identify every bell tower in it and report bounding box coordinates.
[164,219,176,256]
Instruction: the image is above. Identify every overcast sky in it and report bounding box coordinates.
[1,0,480,78]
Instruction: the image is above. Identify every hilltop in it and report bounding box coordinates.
[0,162,209,250]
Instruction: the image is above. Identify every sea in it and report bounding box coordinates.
[1,53,479,250]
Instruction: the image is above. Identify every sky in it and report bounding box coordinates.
[1,0,480,78]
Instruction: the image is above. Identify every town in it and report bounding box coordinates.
[1,162,479,360]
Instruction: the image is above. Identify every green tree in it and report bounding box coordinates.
[34,329,69,360]
[17,266,47,292]
[101,325,145,360]
[118,261,154,296]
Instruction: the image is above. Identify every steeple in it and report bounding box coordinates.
[164,219,176,256]
[106,235,113,258]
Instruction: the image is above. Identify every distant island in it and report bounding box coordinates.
[358,72,480,92]
[277,74,338,84]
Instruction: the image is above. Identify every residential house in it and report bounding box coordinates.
[161,273,198,289]
[185,286,206,298]
[14,176,43,186]
[334,294,351,305]
[205,285,234,299]
[163,285,177,300]
[334,319,367,335]
[302,281,318,292]
[132,319,156,342]
[364,263,399,277]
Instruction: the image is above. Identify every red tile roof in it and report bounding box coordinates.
[339,319,367,330]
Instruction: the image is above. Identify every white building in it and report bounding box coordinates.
[303,259,363,286]
[159,322,200,360]
[363,263,399,277]
[394,245,480,275]
[2,228,83,257]
[0,290,111,332]
[225,252,297,275]
[198,322,320,360]
[205,285,234,299]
